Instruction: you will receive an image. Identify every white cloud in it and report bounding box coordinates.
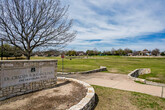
[62,0,165,51]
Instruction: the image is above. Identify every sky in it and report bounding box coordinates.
[62,0,165,51]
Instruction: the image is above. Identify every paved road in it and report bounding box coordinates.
[58,72,165,98]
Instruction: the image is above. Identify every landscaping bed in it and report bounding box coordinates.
[0,80,87,110]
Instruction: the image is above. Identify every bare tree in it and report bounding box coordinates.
[132,50,140,56]
[152,48,160,56]
[0,0,76,59]
[111,48,116,55]
[124,48,132,55]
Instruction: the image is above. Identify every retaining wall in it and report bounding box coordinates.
[58,77,95,110]
[128,68,151,83]
[58,66,107,75]
[78,66,107,74]
[0,60,57,100]
[128,68,165,87]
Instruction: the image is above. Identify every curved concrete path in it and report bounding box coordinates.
[58,72,165,98]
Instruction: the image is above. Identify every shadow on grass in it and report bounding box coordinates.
[92,93,99,110]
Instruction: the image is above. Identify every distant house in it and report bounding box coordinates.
[34,54,39,57]
[127,53,133,56]
[32,50,60,57]
[139,49,151,56]
[32,51,44,57]
[76,51,85,56]
[21,54,26,57]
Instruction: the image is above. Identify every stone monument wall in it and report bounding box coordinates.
[0,60,57,100]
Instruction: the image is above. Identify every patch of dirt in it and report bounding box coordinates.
[0,80,87,110]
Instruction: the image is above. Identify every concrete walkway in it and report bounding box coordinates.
[58,72,165,98]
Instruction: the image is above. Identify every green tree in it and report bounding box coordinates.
[102,51,111,56]
[13,47,22,58]
[160,52,165,56]
[66,50,77,56]
[0,44,13,59]
[86,50,94,56]
[117,48,124,55]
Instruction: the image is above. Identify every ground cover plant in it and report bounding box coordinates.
[31,56,165,83]
[93,85,165,110]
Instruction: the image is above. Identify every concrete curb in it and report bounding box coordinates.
[57,66,107,75]
[57,77,95,110]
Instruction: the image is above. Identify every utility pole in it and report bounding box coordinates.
[1,39,3,60]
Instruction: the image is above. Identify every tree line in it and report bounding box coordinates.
[1,45,165,58]
[0,44,22,59]
[65,48,165,56]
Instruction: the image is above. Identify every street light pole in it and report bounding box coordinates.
[1,39,3,60]
[62,57,64,73]
[61,54,64,74]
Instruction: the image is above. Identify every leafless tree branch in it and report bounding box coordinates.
[0,0,76,59]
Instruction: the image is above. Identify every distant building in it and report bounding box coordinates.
[127,53,133,56]
[76,51,85,56]
[21,54,26,57]
[34,54,39,57]
[32,50,60,57]
[32,51,44,57]
[139,49,151,56]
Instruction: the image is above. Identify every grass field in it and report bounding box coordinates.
[2,56,165,109]
[93,85,165,110]
[31,56,165,83]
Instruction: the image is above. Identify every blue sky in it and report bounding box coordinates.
[63,0,165,51]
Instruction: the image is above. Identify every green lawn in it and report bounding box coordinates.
[31,56,165,83]
[93,85,165,110]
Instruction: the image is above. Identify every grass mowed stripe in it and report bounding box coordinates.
[93,85,165,110]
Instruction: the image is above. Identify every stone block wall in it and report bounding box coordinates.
[128,68,151,83]
[78,66,107,74]
[0,60,57,100]
[129,68,151,78]
[58,77,96,110]
[57,66,107,75]
[128,68,165,87]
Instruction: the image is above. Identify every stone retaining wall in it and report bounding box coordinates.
[128,68,151,83]
[58,66,107,75]
[0,60,57,100]
[57,77,96,110]
[78,66,107,74]
[128,68,165,87]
